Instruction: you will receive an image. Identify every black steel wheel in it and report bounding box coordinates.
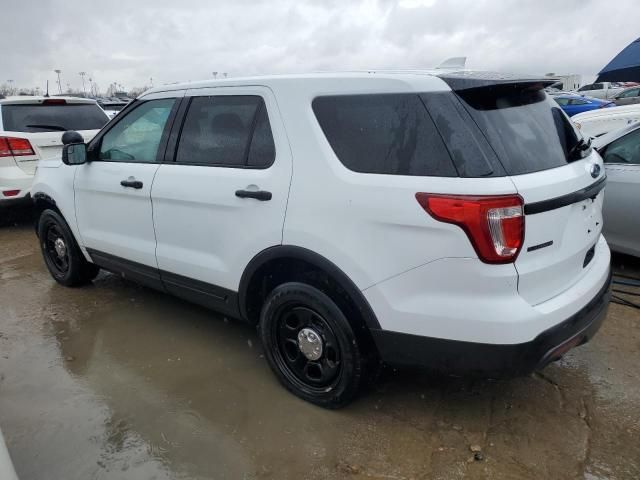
[42,222,70,276]
[37,209,99,286]
[259,282,366,408]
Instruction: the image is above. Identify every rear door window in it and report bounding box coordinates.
[312,94,457,177]
[1,103,109,132]
[454,87,586,175]
[176,95,274,168]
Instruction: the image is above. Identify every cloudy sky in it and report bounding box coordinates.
[2,0,639,93]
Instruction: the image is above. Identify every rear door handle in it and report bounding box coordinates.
[235,190,272,201]
[120,178,143,189]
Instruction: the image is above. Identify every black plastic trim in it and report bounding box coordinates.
[371,268,611,375]
[161,270,240,318]
[87,248,164,291]
[524,176,607,215]
[238,245,381,329]
[86,248,241,318]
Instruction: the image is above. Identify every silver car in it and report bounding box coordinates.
[613,86,640,106]
[594,123,640,257]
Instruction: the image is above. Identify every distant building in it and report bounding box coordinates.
[544,73,582,91]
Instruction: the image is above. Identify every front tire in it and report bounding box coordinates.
[37,209,99,287]
[259,282,366,408]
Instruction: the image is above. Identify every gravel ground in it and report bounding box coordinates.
[0,208,639,480]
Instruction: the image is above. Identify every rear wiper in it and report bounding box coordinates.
[25,124,68,131]
[568,137,591,161]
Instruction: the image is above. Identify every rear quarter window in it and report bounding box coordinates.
[312,94,457,177]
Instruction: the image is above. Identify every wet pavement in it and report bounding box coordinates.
[1,209,639,480]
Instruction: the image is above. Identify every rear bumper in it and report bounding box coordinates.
[0,192,31,207]
[371,267,612,376]
[0,165,33,204]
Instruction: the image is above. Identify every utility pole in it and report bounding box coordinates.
[54,70,62,94]
[79,72,87,97]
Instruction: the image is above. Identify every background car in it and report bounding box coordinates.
[593,122,640,257]
[553,94,614,116]
[613,86,640,106]
[97,98,130,120]
[572,103,640,138]
[0,96,109,205]
[575,81,625,99]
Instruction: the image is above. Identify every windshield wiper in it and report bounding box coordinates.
[25,124,68,131]
[568,137,591,161]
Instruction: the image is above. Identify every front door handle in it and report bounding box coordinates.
[235,189,272,201]
[120,178,143,189]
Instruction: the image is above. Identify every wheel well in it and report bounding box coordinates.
[32,194,61,234]
[241,250,380,354]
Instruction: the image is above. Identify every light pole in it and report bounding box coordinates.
[79,72,87,97]
[54,70,62,94]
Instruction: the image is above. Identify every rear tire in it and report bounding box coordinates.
[259,282,367,408]
[38,209,99,287]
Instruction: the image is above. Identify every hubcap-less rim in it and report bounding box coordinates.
[43,224,69,275]
[274,305,342,390]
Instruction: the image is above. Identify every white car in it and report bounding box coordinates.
[0,95,108,206]
[575,81,624,99]
[573,103,640,138]
[31,72,611,408]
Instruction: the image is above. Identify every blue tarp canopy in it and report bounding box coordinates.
[597,37,640,82]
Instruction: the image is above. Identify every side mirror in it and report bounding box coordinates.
[62,142,87,165]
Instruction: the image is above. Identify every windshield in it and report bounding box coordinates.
[455,87,586,175]
[1,103,109,133]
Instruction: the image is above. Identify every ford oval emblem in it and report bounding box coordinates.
[590,164,601,178]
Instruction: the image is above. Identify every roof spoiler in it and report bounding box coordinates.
[437,71,556,92]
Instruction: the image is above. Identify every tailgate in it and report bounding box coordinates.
[513,156,605,304]
[442,73,608,305]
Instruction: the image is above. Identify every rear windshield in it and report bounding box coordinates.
[1,103,109,133]
[455,87,585,175]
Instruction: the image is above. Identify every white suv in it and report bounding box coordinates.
[0,96,108,206]
[31,72,612,408]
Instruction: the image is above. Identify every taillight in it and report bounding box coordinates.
[0,136,35,157]
[415,193,525,264]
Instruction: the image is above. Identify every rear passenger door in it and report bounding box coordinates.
[151,87,292,314]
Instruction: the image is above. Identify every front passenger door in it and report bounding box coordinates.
[75,93,182,283]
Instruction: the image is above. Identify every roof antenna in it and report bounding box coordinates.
[44,80,50,98]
